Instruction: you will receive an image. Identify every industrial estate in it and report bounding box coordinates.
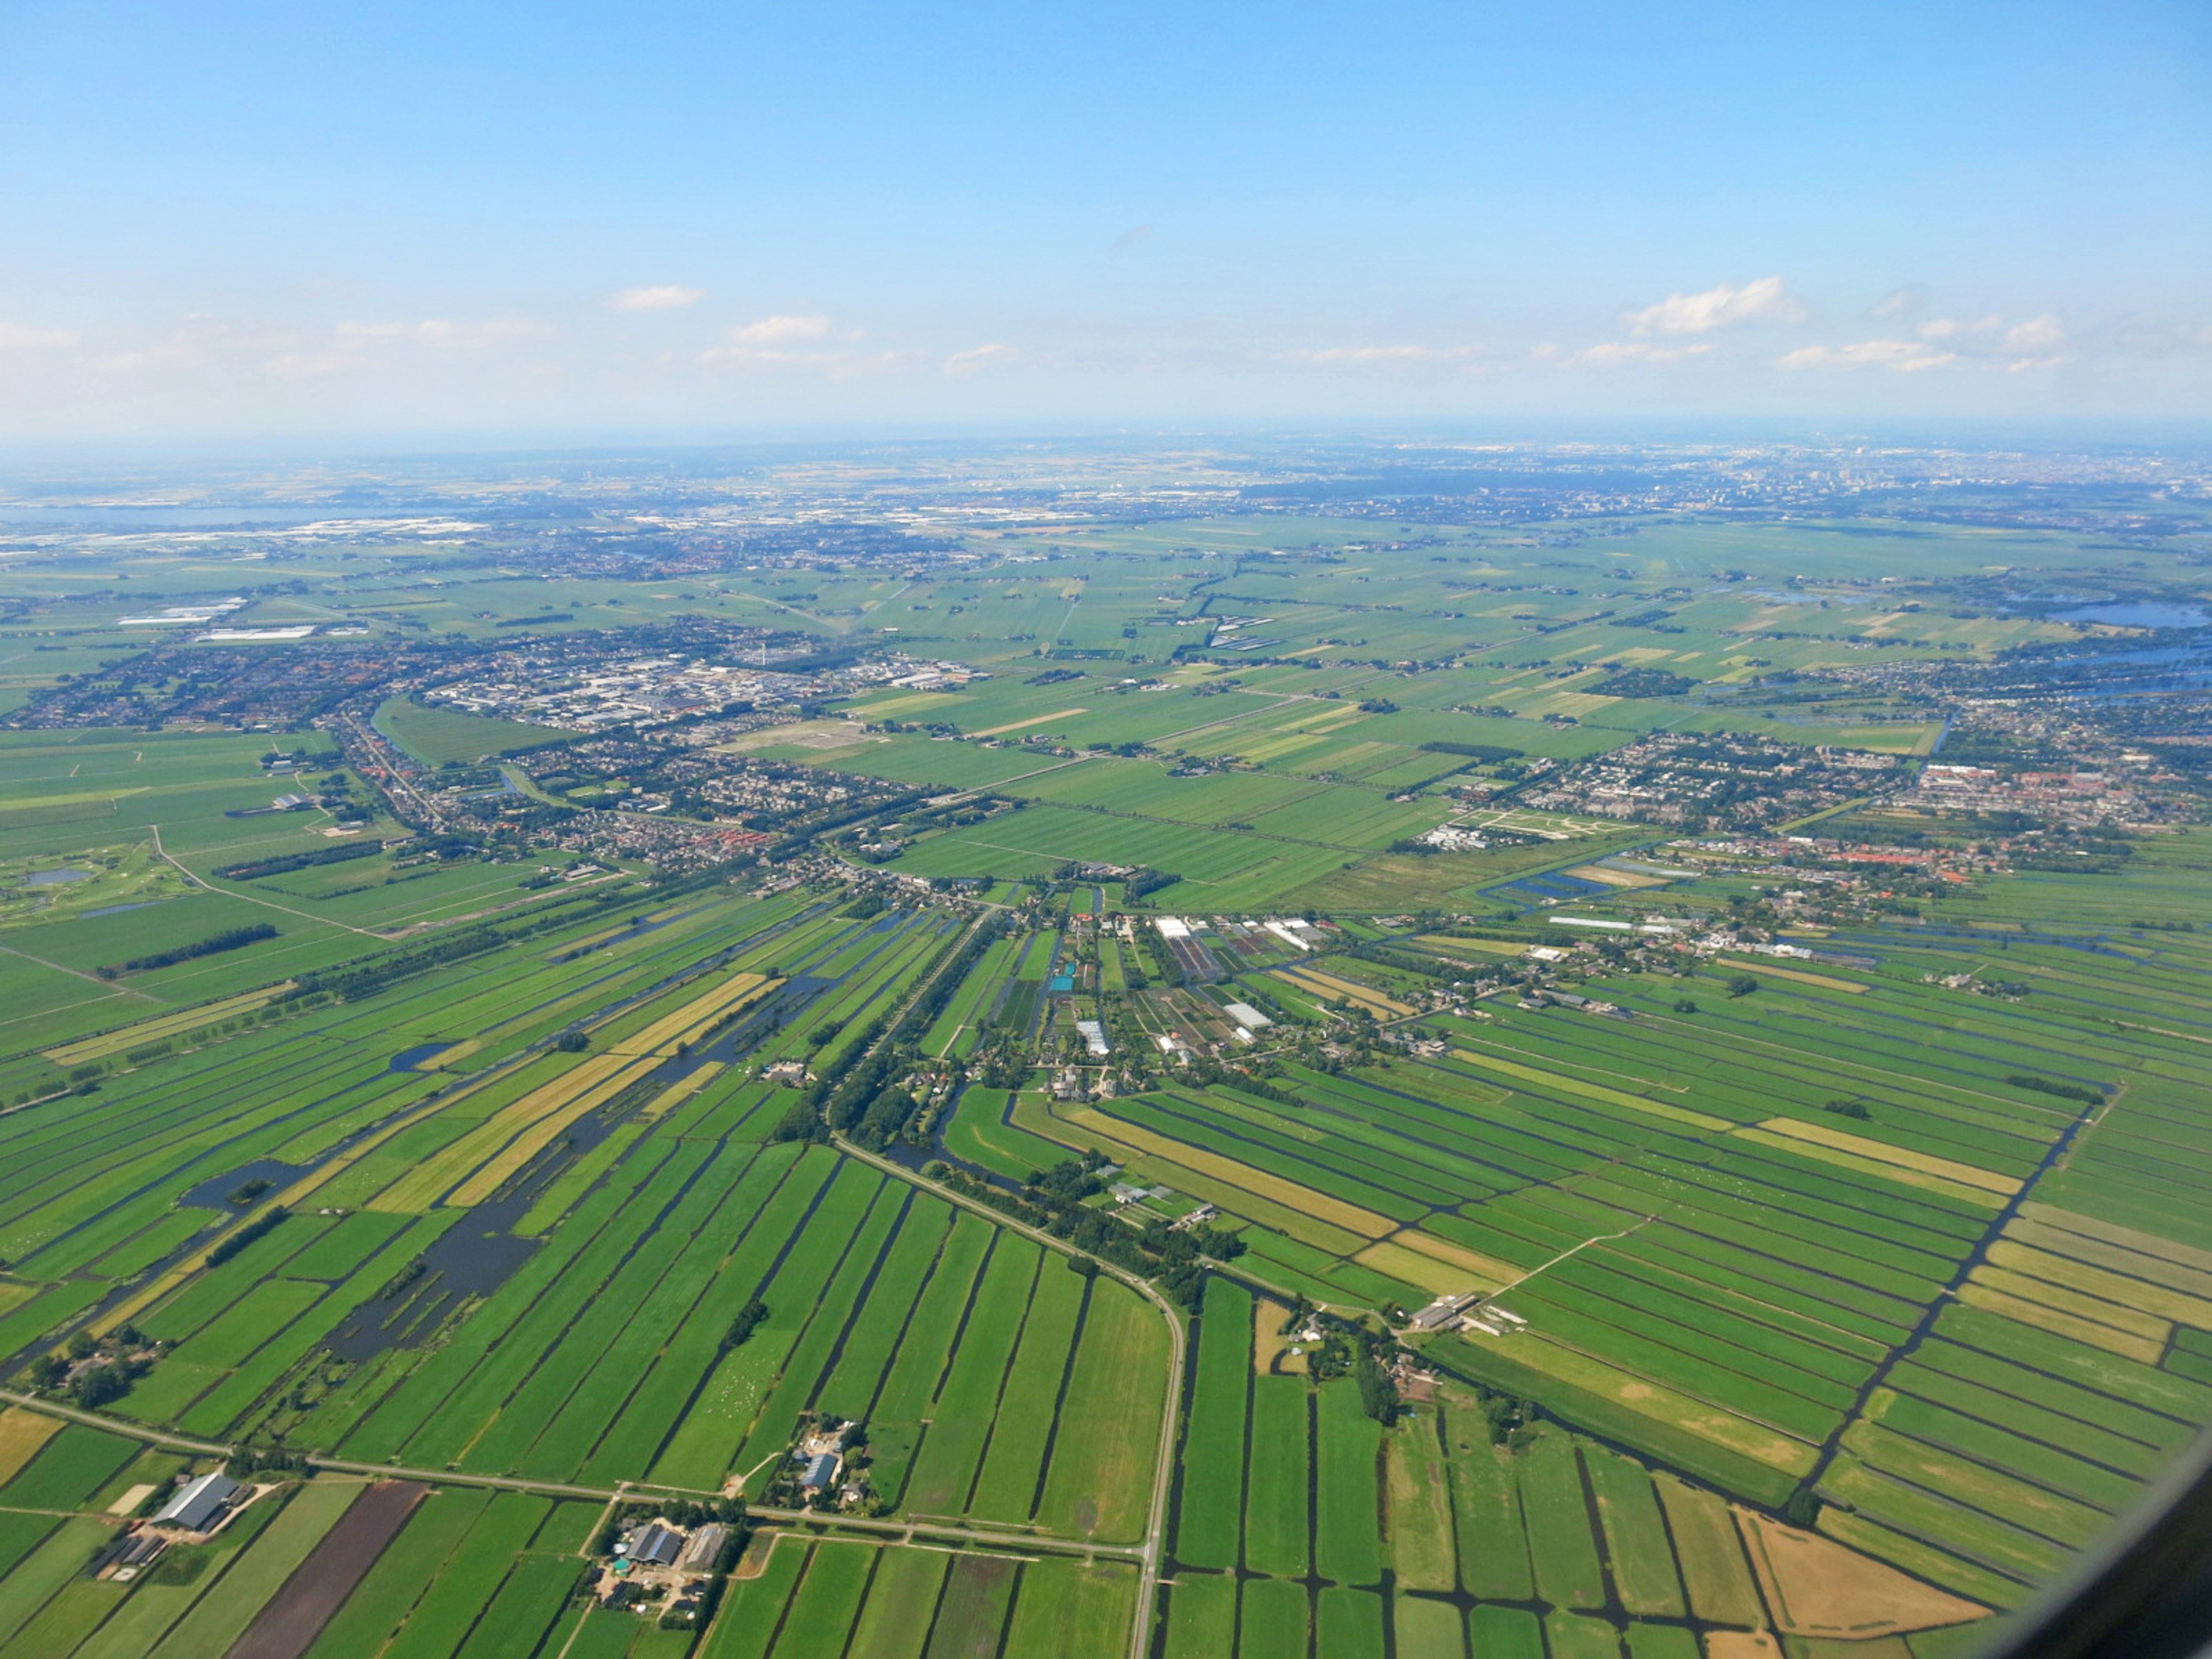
[0,433,2207,1659]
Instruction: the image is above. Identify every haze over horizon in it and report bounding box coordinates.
[2,0,2207,440]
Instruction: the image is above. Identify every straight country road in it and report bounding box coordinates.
[0,1388,1141,1562]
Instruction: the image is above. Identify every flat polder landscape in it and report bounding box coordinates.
[0,434,2207,1659]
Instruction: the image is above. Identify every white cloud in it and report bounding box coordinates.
[702,315,873,370]
[1918,315,2001,340]
[1563,340,1714,367]
[331,317,546,350]
[1625,275,1801,335]
[2006,313,2065,351]
[608,285,706,312]
[1778,339,1957,373]
[0,323,77,350]
[727,314,833,344]
[944,343,1018,377]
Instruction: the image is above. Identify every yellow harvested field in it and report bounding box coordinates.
[1735,1510,1985,1638]
[1412,934,1528,956]
[1967,1264,2171,1342]
[1393,1229,1520,1286]
[1565,863,1666,889]
[2005,1218,2212,1300]
[1816,1509,2018,1617]
[1253,1296,1301,1373]
[2018,1201,2212,1275]
[968,707,1088,738]
[640,1062,725,1119]
[1062,1107,1393,1238]
[1452,1048,1732,1131]
[1272,967,1414,1018]
[1751,1119,2018,1195]
[0,1408,62,1487]
[1461,1331,1819,1474]
[1732,1130,2003,1209]
[375,1052,657,1211]
[44,984,296,1066]
[1702,1636,1782,1659]
[608,972,778,1056]
[1520,688,1619,718]
[1714,958,1869,994]
[1355,1238,1496,1296]
[1988,1238,2212,1325]
[1955,1281,2168,1364]
[1012,1096,1368,1256]
[443,1056,660,1208]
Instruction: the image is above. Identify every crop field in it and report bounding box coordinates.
[0,1431,504,1659]
[0,857,1176,1653]
[701,1537,1135,1659]
[0,896,1162,1532]
[6,505,2212,1657]
[962,831,2212,1639]
[1164,1279,1987,1657]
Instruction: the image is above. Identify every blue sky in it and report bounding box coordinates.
[2,0,2207,438]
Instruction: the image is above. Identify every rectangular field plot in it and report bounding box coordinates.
[699,1538,1134,1659]
[93,1117,1171,1539]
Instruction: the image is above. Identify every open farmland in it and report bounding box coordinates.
[3,464,2212,1657]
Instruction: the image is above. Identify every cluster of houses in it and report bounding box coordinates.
[599,1516,731,1622]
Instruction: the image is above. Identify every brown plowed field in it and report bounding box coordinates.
[226,1480,428,1659]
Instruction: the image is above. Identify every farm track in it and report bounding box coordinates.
[150,821,385,940]
[0,1385,1146,1562]
[828,1134,1187,1659]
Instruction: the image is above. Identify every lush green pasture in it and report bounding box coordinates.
[374,696,577,765]
[1161,1331,1992,1654]
[702,1538,1134,1659]
[9,514,2212,1654]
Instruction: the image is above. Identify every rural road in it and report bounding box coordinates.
[0,1387,233,1455]
[830,1132,1188,1659]
[0,1388,1141,1563]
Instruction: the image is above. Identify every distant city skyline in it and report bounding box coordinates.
[2,0,2206,439]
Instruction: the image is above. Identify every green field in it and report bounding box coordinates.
[3,495,2210,1657]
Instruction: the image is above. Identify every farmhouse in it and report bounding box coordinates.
[1408,1293,1483,1332]
[622,1519,684,1567]
[151,1470,242,1533]
[679,1522,728,1571]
